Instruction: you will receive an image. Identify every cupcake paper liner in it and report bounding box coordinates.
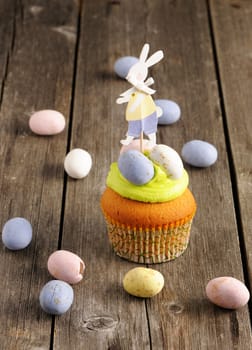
[103,215,194,264]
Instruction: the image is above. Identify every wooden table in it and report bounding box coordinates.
[0,0,251,349]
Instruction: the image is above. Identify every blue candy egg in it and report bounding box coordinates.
[118,150,154,185]
[114,56,139,79]
[2,217,32,250]
[39,280,74,315]
[181,140,218,167]
[155,99,181,125]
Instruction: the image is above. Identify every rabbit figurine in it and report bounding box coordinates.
[117,43,164,146]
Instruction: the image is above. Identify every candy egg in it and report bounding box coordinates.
[155,99,181,125]
[181,140,218,167]
[2,217,32,250]
[47,250,85,284]
[149,144,184,179]
[206,277,250,309]
[114,56,139,78]
[64,148,92,179]
[29,110,66,135]
[123,267,164,298]
[120,139,154,154]
[39,280,74,315]
[118,150,154,185]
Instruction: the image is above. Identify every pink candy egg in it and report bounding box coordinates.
[206,276,250,309]
[29,110,66,135]
[120,139,154,154]
[47,250,85,284]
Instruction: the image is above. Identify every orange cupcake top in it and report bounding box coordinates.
[101,187,196,228]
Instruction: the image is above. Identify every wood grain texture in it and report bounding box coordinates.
[142,0,252,348]
[0,0,78,348]
[209,0,252,288]
[53,1,151,349]
[0,0,251,349]
[54,0,251,349]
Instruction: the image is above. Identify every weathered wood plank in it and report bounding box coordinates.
[143,0,252,348]
[54,1,251,350]
[53,1,152,349]
[0,1,16,106]
[209,0,252,289]
[0,0,78,348]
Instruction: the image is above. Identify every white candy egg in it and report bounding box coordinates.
[64,148,92,179]
[149,144,184,179]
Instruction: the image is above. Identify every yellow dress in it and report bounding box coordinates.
[125,92,157,137]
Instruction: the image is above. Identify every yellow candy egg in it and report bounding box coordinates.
[123,267,164,298]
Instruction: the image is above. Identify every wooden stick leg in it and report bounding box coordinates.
[140,131,144,153]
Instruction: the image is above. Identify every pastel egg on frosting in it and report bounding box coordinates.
[149,144,184,179]
[118,150,154,185]
[120,139,154,154]
[64,148,92,179]
[155,99,181,125]
[181,140,218,167]
[47,250,85,284]
[206,277,250,309]
[29,110,66,135]
[114,56,139,79]
[39,280,74,315]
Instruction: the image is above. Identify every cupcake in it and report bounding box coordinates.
[102,44,196,263]
[101,142,196,264]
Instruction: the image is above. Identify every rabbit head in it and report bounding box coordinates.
[126,43,164,89]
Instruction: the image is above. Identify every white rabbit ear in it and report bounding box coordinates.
[139,43,150,63]
[145,50,164,68]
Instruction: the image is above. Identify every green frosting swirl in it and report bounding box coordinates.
[106,162,189,203]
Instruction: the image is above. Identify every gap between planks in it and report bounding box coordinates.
[50,0,84,348]
[206,0,252,325]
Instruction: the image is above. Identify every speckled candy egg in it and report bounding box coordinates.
[149,144,184,179]
[123,267,164,298]
[2,217,32,250]
[206,277,250,309]
[120,139,154,154]
[181,140,218,167]
[118,150,154,185]
[47,250,85,284]
[64,148,92,179]
[39,280,74,315]
[114,56,139,78]
[155,99,181,125]
[29,110,66,135]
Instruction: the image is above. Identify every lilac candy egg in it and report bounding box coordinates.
[114,56,139,79]
[29,109,66,135]
[181,140,218,167]
[206,277,250,309]
[2,217,32,250]
[155,99,181,125]
[118,150,154,185]
[47,250,85,284]
[39,280,74,315]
